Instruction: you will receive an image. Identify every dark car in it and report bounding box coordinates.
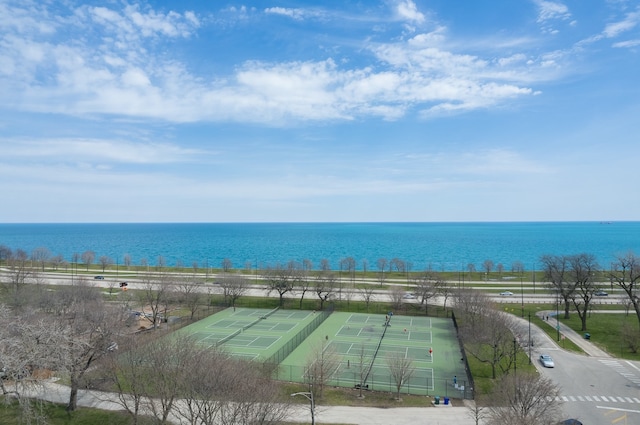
[94,275,104,280]
[594,290,608,296]
[559,420,583,425]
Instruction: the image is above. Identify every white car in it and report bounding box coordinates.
[499,291,514,296]
[539,354,555,368]
[402,293,416,299]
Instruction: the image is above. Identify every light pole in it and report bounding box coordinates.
[556,290,560,341]
[528,312,532,364]
[291,390,315,425]
[520,275,524,317]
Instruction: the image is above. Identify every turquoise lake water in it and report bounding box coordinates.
[1,222,638,271]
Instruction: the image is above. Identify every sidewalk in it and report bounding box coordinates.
[27,381,477,425]
[536,310,611,358]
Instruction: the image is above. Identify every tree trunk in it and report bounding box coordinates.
[67,376,79,412]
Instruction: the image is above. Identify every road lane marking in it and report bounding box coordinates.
[597,406,640,413]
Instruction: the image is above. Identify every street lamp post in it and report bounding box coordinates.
[556,290,560,341]
[291,390,315,425]
[520,275,524,317]
[528,312,532,364]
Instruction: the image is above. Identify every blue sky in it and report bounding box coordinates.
[1,0,639,223]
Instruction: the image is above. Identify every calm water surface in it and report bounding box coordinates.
[0,222,638,271]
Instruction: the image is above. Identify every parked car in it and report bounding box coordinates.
[499,291,514,296]
[559,420,583,425]
[594,290,608,296]
[539,354,555,368]
[402,293,416,299]
[94,275,104,280]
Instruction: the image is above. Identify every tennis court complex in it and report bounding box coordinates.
[177,308,469,398]
[175,307,318,361]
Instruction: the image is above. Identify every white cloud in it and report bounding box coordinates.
[1,138,208,165]
[264,7,306,20]
[394,0,425,24]
[603,9,639,38]
[0,1,571,126]
[613,38,640,47]
[534,0,571,23]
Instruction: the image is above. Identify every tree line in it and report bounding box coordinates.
[0,243,534,278]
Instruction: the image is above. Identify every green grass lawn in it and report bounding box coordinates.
[559,311,640,360]
[0,401,155,425]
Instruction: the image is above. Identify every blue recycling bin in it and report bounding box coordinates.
[444,397,449,405]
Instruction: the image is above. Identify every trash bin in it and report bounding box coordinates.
[434,396,440,405]
[444,397,450,405]
[584,333,591,340]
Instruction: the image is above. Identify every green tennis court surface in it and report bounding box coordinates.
[177,308,469,397]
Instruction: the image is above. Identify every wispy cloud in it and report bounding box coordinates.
[603,8,639,38]
[1,138,209,164]
[264,7,325,21]
[533,0,572,34]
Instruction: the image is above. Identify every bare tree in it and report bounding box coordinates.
[222,258,233,273]
[413,272,438,315]
[315,271,336,310]
[123,253,132,268]
[104,334,152,425]
[621,320,640,354]
[355,343,372,398]
[388,285,405,310]
[435,277,453,312]
[467,312,517,379]
[467,395,490,425]
[456,290,516,379]
[482,259,494,280]
[0,304,66,419]
[263,263,295,307]
[610,252,640,327]
[49,281,127,411]
[540,254,576,319]
[467,263,477,279]
[385,352,415,400]
[359,285,376,312]
[511,261,525,274]
[319,258,331,272]
[2,251,41,307]
[296,264,313,310]
[487,372,562,425]
[0,244,12,266]
[143,334,195,424]
[175,274,204,320]
[220,275,249,309]
[51,254,65,270]
[340,257,356,283]
[376,258,388,285]
[390,257,406,273]
[156,255,166,270]
[139,273,174,328]
[304,338,342,398]
[568,253,600,331]
[31,247,50,271]
[99,255,113,272]
[81,250,95,271]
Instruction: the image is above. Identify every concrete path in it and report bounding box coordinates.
[27,380,476,425]
[536,310,611,358]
